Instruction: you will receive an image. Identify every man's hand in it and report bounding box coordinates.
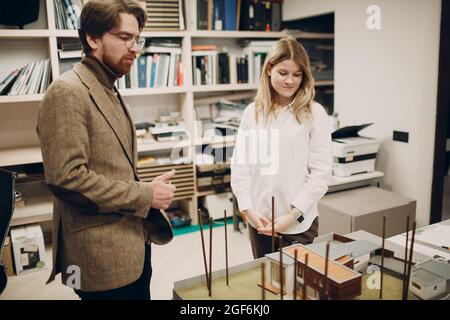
[257,214,296,236]
[243,209,271,229]
[153,169,175,184]
[151,169,176,209]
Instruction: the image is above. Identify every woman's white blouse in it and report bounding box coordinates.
[230,101,333,234]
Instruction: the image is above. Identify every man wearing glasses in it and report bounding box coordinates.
[37,0,176,300]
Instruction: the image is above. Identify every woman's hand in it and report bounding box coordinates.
[243,209,271,229]
[257,213,297,236]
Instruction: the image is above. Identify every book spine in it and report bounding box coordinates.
[18,63,36,95]
[168,52,176,87]
[151,53,159,88]
[177,54,183,86]
[197,0,208,30]
[146,55,153,88]
[229,54,237,84]
[190,0,198,30]
[248,0,256,30]
[239,0,249,31]
[138,55,147,88]
[223,0,236,31]
[63,0,79,29]
[254,0,264,31]
[271,2,281,32]
[207,0,213,30]
[213,0,224,31]
[263,0,271,31]
[0,69,19,95]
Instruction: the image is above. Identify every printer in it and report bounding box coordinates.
[332,123,381,177]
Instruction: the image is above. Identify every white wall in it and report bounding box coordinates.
[284,0,442,227]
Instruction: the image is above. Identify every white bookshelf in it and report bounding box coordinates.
[0,146,42,167]
[192,83,258,93]
[195,135,236,147]
[120,87,188,97]
[11,195,53,227]
[0,94,44,104]
[294,31,334,40]
[189,30,289,38]
[0,30,51,39]
[137,139,191,153]
[50,30,189,38]
[0,0,336,226]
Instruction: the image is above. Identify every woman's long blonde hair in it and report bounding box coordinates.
[254,36,315,125]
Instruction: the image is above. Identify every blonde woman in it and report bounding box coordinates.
[230,37,333,258]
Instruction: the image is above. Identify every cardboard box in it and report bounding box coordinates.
[10,224,46,275]
[1,236,15,276]
[318,186,416,237]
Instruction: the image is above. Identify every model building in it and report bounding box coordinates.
[307,233,381,273]
[410,257,450,300]
[263,243,362,300]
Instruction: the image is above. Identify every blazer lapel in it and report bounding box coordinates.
[72,64,135,169]
[115,90,140,178]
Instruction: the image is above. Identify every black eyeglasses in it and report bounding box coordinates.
[107,32,145,50]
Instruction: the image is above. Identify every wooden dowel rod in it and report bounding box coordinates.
[402,216,410,300]
[324,241,330,299]
[208,217,213,297]
[303,253,308,300]
[294,249,298,300]
[272,196,275,253]
[261,263,266,300]
[224,209,229,286]
[198,209,209,288]
[279,235,283,300]
[405,221,417,300]
[380,216,386,300]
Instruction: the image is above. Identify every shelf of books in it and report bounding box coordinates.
[0,58,52,99]
[0,36,53,98]
[0,0,336,227]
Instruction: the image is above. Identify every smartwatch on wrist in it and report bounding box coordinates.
[289,207,304,223]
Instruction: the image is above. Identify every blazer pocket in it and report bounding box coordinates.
[64,208,122,233]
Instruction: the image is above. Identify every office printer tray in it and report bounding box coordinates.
[332,136,380,158]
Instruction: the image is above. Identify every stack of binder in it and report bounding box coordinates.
[144,0,185,31]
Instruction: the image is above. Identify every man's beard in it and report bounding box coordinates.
[103,52,136,77]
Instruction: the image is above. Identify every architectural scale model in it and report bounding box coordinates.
[186,198,436,300]
[410,257,450,300]
[263,243,362,300]
[307,233,381,272]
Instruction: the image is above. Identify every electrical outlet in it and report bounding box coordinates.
[393,131,409,143]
